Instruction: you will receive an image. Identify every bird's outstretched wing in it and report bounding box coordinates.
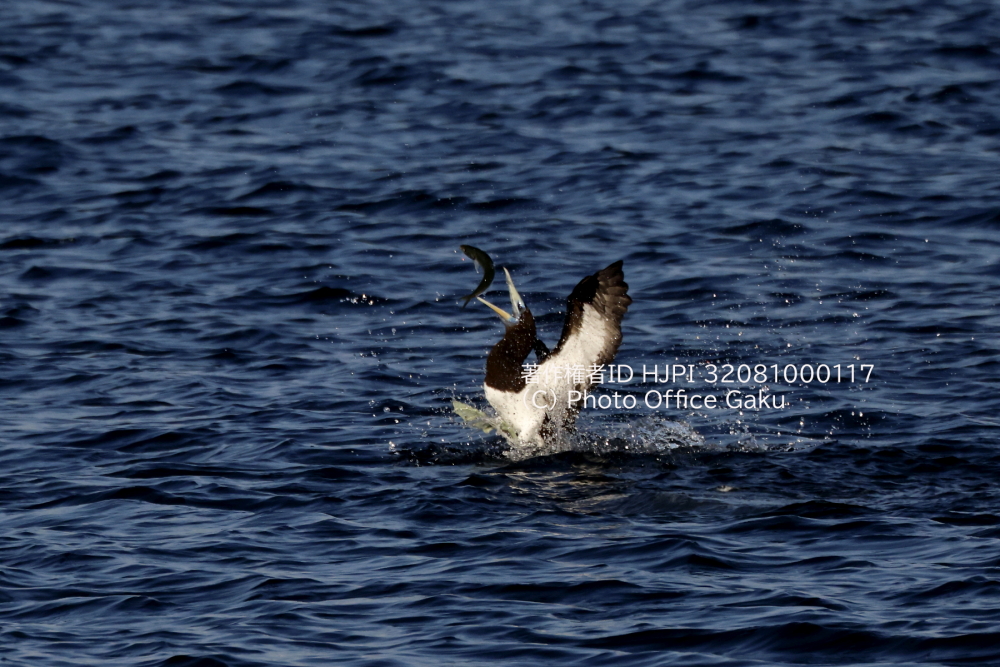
[539,260,631,398]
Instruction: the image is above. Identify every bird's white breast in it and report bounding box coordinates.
[484,383,548,447]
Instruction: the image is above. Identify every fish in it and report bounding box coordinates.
[459,244,495,308]
[451,399,516,439]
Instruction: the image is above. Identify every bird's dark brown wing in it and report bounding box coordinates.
[550,259,631,366]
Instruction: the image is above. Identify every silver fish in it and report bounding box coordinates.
[459,244,495,308]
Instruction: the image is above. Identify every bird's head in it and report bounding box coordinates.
[477,267,526,326]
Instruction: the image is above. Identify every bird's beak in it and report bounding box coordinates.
[476,296,513,322]
[477,267,524,323]
[503,267,524,320]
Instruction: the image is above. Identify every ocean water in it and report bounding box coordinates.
[3,0,1000,665]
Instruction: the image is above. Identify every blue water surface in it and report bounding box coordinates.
[3,1,1000,665]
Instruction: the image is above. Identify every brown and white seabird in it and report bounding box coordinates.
[473,260,631,456]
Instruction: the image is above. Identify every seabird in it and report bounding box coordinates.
[474,260,631,456]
